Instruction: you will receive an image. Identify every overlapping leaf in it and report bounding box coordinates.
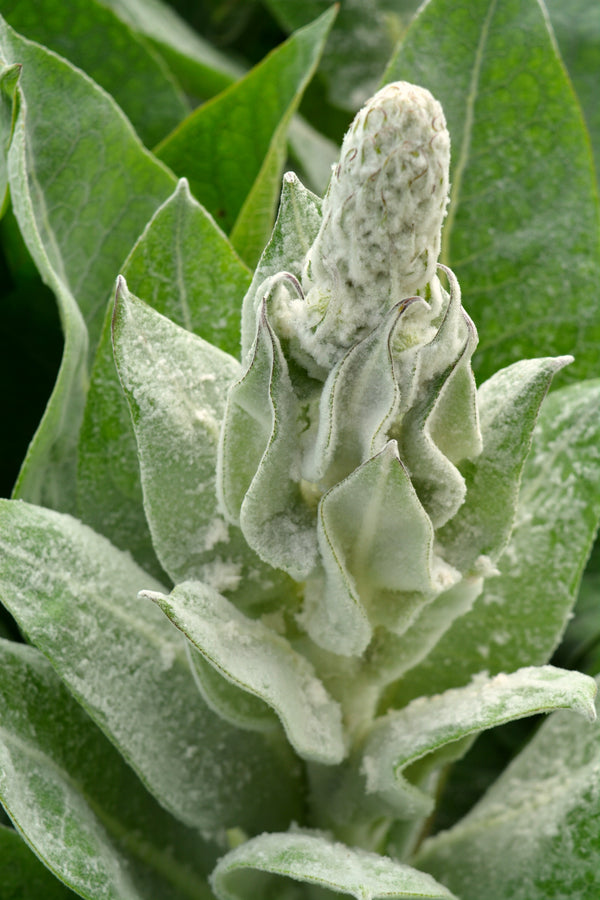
[0,500,303,836]
[385,0,600,383]
[0,640,219,900]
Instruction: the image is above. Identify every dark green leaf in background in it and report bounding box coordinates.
[384,0,600,384]
[156,7,336,264]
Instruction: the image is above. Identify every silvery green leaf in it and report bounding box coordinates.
[396,270,480,528]
[0,639,219,900]
[218,300,317,580]
[439,355,572,572]
[304,441,457,654]
[305,299,417,488]
[145,580,346,764]
[0,824,77,899]
[415,677,600,900]
[211,829,456,900]
[361,666,596,823]
[240,171,322,362]
[389,378,600,707]
[0,499,303,835]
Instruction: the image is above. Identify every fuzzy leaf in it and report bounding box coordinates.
[1,0,189,147]
[0,500,303,836]
[385,0,600,384]
[389,378,600,706]
[240,171,322,360]
[0,62,19,214]
[146,580,346,764]
[0,824,77,899]
[211,830,456,900]
[218,301,317,581]
[0,15,175,510]
[77,179,251,579]
[156,9,335,264]
[416,677,600,899]
[439,355,572,571]
[0,639,220,900]
[362,666,596,822]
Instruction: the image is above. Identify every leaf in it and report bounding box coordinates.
[0,16,175,510]
[1,0,189,147]
[361,666,596,822]
[156,8,336,263]
[384,0,600,383]
[0,62,19,215]
[145,580,346,764]
[240,170,322,361]
[111,280,296,614]
[0,639,220,900]
[218,300,318,581]
[77,179,251,579]
[0,824,77,899]
[438,355,571,572]
[388,378,600,707]
[211,829,456,900]
[415,676,600,900]
[0,499,304,836]
[545,0,600,182]
[262,0,399,110]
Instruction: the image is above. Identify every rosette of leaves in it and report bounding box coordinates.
[1,5,600,900]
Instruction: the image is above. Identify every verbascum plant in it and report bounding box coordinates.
[2,50,600,900]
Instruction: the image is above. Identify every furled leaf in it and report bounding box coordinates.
[361,666,596,822]
[439,355,571,571]
[145,580,346,764]
[77,179,251,579]
[240,170,322,360]
[0,499,303,836]
[0,15,175,510]
[156,8,336,263]
[388,379,600,707]
[0,824,77,899]
[416,677,600,900]
[211,829,456,900]
[384,0,600,383]
[112,280,297,614]
[1,0,189,147]
[0,639,220,900]
[218,301,317,581]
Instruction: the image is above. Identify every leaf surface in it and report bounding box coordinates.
[384,0,600,383]
[211,830,456,900]
[0,499,303,836]
[156,8,336,264]
[146,580,346,764]
[388,378,600,706]
[0,824,77,899]
[0,639,220,900]
[416,677,600,900]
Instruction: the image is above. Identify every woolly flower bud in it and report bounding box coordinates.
[294,81,450,370]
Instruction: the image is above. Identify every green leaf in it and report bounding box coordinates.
[0,824,77,899]
[361,666,596,822]
[77,179,251,579]
[0,16,175,510]
[145,580,346,764]
[218,300,318,581]
[156,8,336,263]
[545,0,600,182]
[211,829,456,900]
[0,499,304,836]
[388,378,600,707]
[415,676,600,900]
[240,171,322,361]
[262,0,398,110]
[0,62,19,216]
[384,0,600,383]
[1,0,189,147]
[0,639,221,900]
[438,355,571,572]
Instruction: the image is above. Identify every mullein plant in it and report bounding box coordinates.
[1,13,600,899]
